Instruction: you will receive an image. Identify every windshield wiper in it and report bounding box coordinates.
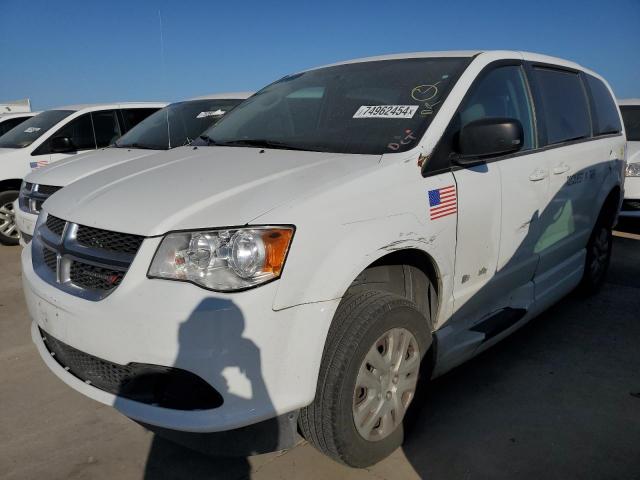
[114,143,160,150]
[216,138,320,152]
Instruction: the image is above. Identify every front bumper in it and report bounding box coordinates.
[14,201,37,245]
[22,240,339,432]
[621,176,640,218]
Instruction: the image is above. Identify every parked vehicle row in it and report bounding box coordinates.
[8,50,631,467]
[620,99,640,217]
[13,93,251,244]
[0,102,165,244]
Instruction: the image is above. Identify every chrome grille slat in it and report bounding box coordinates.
[32,214,144,301]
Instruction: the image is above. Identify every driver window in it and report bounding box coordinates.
[460,66,535,151]
[51,113,96,151]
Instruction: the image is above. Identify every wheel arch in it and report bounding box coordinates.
[0,178,22,192]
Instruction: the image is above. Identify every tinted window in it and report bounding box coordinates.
[586,75,622,136]
[620,106,640,141]
[458,65,535,150]
[92,110,122,147]
[0,116,31,136]
[533,68,591,145]
[0,110,73,148]
[200,57,471,155]
[35,113,95,155]
[115,99,244,150]
[121,108,158,131]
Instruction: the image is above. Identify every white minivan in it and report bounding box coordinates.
[14,93,252,244]
[619,99,640,217]
[0,102,164,244]
[23,51,625,467]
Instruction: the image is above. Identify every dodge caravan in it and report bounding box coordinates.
[619,99,640,217]
[23,51,625,467]
[0,102,164,244]
[15,93,252,244]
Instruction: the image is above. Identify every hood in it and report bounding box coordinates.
[0,148,20,156]
[628,141,640,164]
[25,148,160,186]
[45,146,380,236]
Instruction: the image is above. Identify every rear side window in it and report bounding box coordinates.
[533,68,591,145]
[120,108,158,131]
[621,106,640,141]
[92,110,122,147]
[586,75,622,136]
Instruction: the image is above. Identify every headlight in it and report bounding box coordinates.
[148,226,294,291]
[626,163,640,177]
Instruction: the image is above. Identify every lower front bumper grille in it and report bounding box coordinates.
[40,328,223,410]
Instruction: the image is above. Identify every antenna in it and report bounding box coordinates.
[158,10,171,148]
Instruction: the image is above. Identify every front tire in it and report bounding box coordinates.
[299,290,432,467]
[0,190,20,246]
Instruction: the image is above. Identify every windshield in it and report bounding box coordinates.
[621,106,640,142]
[197,57,471,154]
[115,99,245,150]
[0,110,73,148]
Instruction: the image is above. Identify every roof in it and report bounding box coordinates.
[618,98,640,106]
[188,92,254,101]
[0,111,39,120]
[310,50,597,78]
[52,101,167,111]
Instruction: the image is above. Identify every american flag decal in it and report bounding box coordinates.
[29,160,49,169]
[428,185,457,220]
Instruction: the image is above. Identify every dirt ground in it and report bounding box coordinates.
[2,221,639,480]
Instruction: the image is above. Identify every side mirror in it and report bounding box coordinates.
[50,136,76,154]
[454,117,524,166]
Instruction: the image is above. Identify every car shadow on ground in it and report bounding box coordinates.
[401,232,640,479]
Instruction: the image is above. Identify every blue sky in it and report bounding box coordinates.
[1,0,638,110]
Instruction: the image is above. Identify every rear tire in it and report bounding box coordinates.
[579,206,614,295]
[299,290,432,467]
[0,190,20,246]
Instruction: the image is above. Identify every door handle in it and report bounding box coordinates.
[529,168,548,182]
[553,164,570,175]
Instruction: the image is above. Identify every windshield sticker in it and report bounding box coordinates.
[196,109,226,119]
[353,105,418,119]
[387,129,417,151]
[24,127,41,133]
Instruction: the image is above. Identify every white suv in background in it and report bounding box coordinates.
[0,102,164,244]
[23,51,625,467]
[619,99,640,217]
[15,93,252,244]
[0,112,38,137]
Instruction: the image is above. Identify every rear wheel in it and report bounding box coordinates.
[580,207,614,294]
[0,190,20,246]
[299,290,432,467]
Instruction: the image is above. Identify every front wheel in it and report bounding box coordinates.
[299,290,432,467]
[0,190,20,246]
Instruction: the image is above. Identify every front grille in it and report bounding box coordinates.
[76,225,143,255]
[43,248,57,271]
[70,262,124,290]
[37,184,62,196]
[622,200,640,211]
[40,328,223,410]
[46,215,65,236]
[33,214,144,300]
[19,183,62,214]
